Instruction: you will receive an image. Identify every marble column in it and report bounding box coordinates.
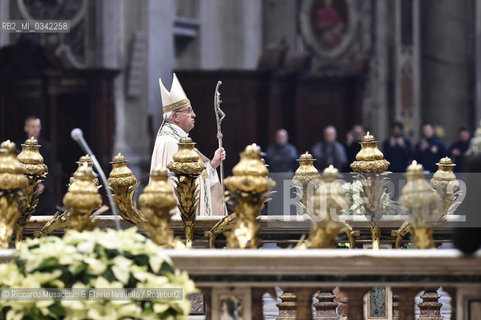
[392,287,421,320]
[277,289,297,320]
[420,0,473,143]
[313,288,338,320]
[339,287,371,320]
[0,0,10,48]
[418,288,443,320]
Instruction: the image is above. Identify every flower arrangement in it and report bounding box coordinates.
[0,228,195,320]
[341,180,398,215]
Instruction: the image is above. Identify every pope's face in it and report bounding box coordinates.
[173,105,196,132]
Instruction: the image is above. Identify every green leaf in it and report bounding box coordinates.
[160,261,175,274]
[101,267,116,283]
[72,263,88,276]
[37,257,59,270]
[133,254,149,267]
[48,301,66,317]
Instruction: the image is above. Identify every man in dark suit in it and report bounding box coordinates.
[414,123,447,173]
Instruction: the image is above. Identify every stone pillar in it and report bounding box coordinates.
[420,0,473,143]
[198,287,212,320]
[294,288,316,320]
[277,289,297,320]
[339,287,371,320]
[418,288,443,320]
[444,287,457,320]
[0,0,10,48]
[252,288,267,319]
[199,0,261,69]
[392,287,420,320]
[147,0,175,128]
[313,288,338,320]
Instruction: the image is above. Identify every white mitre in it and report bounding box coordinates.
[159,73,191,113]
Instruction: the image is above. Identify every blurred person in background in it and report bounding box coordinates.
[311,125,347,171]
[414,123,447,173]
[382,121,412,172]
[448,125,472,172]
[266,129,298,172]
[344,124,364,171]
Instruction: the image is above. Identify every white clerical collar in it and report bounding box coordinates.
[168,123,188,138]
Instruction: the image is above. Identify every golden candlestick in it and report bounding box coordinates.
[350,132,390,249]
[167,137,206,248]
[63,163,102,232]
[292,152,320,213]
[15,137,48,246]
[298,165,350,248]
[399,161,442,249]
[224,144,275,249]
[430,157,460,216]
[139,168,184,248]
[0,141,28,248]
[70,155,99,186]
[108,153,146,227]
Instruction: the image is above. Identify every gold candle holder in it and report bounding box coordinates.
[0,141,28,248]
[430,157,460,216]
[63,163,102,232]
[15,137,48,247]
[292,152,320,213]
[298,165,350,248]
[349,132,390,249]
[108,153,145,227]
[139,167,184,248]
[70,155,99,186]
[167,137,206,248]
[224,144,275,249]
[399,161,442,249]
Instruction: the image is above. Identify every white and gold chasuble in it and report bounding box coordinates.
[150,122,225,216]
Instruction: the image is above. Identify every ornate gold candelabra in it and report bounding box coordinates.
[223,144,275,249]
[36,155,100,237]
[167,137,206,248]
[297,165,350,248]
[108,153,145,227]
[0,141,28,248]
[139,167,184,248]
[399,161,442,249]
[350,132,390,249]
[15,138,48,247]
[63,163,102,232]
[430,157,460,217]
[292,152,320,213]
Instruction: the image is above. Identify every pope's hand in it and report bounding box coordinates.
[210,147,226,169]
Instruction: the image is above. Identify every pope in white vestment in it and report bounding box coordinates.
[150,74,226,216]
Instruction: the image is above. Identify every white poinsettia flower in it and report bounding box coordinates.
[85,257,107,275]
[111,256,133,284]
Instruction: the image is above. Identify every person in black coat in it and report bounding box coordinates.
[382,121,412,172]
[448,125,472,172]
[414,123,447,173]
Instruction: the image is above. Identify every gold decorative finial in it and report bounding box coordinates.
[292,151,320,212]
[0,141,28,249]
[430,157,460,216]
[350,132,389,173]
[15,138,49,247]
[224,144,275,249]
[167,137,206,248]
[63,163,102,231]
[399,162,442,249]
[139,167,184,248]
[70,155,98,186]
[298,164,348,249]
[108,153,145,227]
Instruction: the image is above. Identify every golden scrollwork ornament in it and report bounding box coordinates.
[15,137,48,247]
[0,141,28,248]
[224,144,275,249]
[108,153,146,227]
[167,137,206,248]
[139,168,184,249]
